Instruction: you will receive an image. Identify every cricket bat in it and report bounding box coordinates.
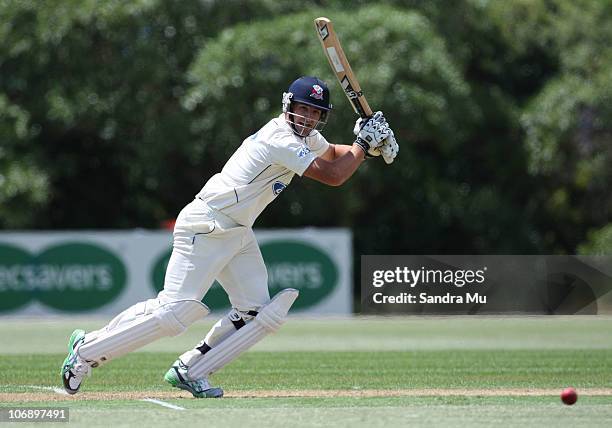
[314,17,373,119]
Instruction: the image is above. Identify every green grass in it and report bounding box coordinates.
[3,397,612,428]
[2,350,612,391]
[2,316,612,354]
[1,317,611,427]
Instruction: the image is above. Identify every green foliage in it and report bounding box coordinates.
[0,94,49,227]
[0,0,328,228]
[1,0,611,257]
[504,0,612,251]
[578,224,612,255]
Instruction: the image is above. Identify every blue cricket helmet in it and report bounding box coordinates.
[285,76,332,111]
[282,76,333,136]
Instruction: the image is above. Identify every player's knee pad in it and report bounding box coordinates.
[156,299,210,336]
[187,289,298,379]
[78,299,209,365]
[252,301,286,333]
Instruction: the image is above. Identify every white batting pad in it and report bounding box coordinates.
[187,288,298,379]
[78,299,209,365]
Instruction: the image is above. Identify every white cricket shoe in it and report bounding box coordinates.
[60,329,92,394]
[164,359,223,398]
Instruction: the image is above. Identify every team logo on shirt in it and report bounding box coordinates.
[273,181,287,195]
[310,84,324,100]
[297,146,311,158]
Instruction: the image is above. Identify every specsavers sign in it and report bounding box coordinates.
[0,230,351,315]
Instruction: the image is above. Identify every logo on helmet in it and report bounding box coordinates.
[310,84,324,100]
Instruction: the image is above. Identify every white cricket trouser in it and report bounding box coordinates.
[159,198,270,311]
[78,199,270,365]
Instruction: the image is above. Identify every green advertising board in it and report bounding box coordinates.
[0,230,351,315]
[0,242,126,312]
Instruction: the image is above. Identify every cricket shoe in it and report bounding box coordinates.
[60,329,91,395]
[164,359,223,398]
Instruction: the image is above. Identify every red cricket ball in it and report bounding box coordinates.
[561,387,578,405]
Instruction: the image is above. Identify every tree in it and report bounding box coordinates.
[506,0,612,252]
[0,0,327,229]
[0,94,48,227]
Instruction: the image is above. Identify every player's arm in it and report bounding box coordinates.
[303,144,366,186]
[318,143,354,162]
[304,112,391,186]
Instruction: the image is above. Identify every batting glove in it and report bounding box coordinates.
[379,130,399,164]
[353,111,390,155]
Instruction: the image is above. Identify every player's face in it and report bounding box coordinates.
[291,103,323,136]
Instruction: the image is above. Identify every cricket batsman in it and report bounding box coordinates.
[61,76,399,397]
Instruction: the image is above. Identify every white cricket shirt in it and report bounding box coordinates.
[196,114,330,226]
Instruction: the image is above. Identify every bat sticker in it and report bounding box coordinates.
[326,47,345,73]
[341,76,363,100]
[317,24,329,40]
